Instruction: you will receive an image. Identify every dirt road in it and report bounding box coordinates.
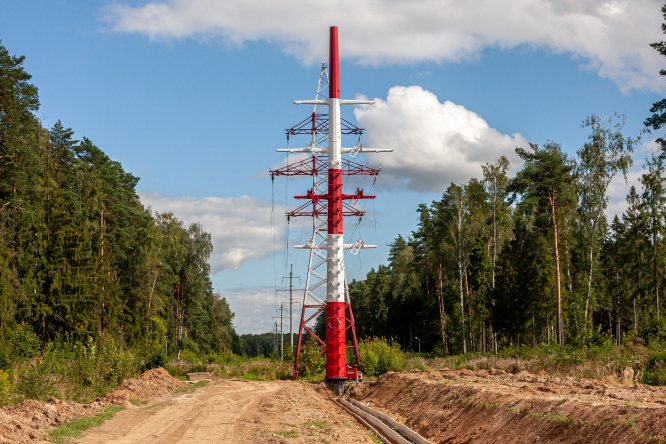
[76,379,373,444]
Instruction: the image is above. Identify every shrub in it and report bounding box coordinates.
[9,324,42,361]
[293,339,325,379]
[643,352,666,386]
[143,353,167,372]
[17,362,59,401]
[358,338,408,377]
[0,369,16,405]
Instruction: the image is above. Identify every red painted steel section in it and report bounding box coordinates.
[270,156,380,177]
[284,113,363,136]
[329,27,340,99]
[327,169,343,235]
[287,27,367,381]
[326,302,346,378]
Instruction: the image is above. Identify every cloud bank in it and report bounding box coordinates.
[355,86,527,192]
[138,191,279,274]
[219,286,276,334]
[104,0,664,92]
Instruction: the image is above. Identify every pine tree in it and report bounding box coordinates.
[509,142,575,345]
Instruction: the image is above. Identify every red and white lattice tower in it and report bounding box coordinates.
[270,27,390,394]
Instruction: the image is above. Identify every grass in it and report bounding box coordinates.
[415,339,666,386]
[368,431,383,443]
[48,406,125,443]
[239,372,268,381]
[129,398,147,405]
[173,380,209,396]
[261,430,299,438]
[301,419,331,429]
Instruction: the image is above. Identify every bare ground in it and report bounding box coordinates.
[8,366,666,444]
[348,368,666,443]
[75,379,374,444]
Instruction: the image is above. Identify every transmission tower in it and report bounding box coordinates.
[270,27,391,395]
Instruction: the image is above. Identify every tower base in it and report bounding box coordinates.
[330,379,347,397]
[293,302,362,380]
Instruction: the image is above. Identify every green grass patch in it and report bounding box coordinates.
[261,430,299,438]
[173,380,209,396]
[129,398,147,405]
[368,431,382,444]
[49,406,125,443]
[239,372,267,381]
[301,419,331,429]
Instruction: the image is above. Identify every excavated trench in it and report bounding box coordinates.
[347,369,666,444]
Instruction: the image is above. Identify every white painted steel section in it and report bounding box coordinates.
[327,234,344,303]
[344,397,435,444]
[328,98,341,168]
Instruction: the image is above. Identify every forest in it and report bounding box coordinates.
[0,41,239,356]
[347,114,666,355]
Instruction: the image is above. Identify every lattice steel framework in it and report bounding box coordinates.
[270,27,391,389]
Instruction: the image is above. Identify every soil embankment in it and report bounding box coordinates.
[349,368,666,443]
[0,367,186,444]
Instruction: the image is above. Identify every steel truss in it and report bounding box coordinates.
[270,64,371,380]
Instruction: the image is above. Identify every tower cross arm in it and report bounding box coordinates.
[276,148,392,153]
[293,243,376,250]
[341,148,393,153]
[340,100,375,105]
[276,148,327,153]
[293,188,375,201]
[294,100,329,105]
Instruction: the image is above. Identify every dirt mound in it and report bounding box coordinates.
[0,397,102,444]
[100,367,187,407]
[0,367,186,443]
[352,369,666,443]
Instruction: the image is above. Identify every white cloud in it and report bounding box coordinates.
[220,286,276,334]
[354,86,527,192]
[221,285,306,335]
[103,0,665,92]
[138,191,281,274]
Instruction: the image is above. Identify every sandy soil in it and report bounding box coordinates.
[75,379,374,444]
[349,368,666,443]
[0,368,189,444]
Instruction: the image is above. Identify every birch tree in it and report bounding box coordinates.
[577,113,637,331]
[441,183,471,354]
[482,156,511,290]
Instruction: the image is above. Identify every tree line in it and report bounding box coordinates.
[349,8,666,355]
[0,41,239,354]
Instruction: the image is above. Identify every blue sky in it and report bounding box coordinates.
[1,0,665,333]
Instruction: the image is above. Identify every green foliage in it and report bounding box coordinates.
[0,370,16,405]
[17,363,59,402]
[9,324,42,360]
[143,353,167,372]
[643,352,666,386]
[293,339,325,379]
[358,338,409,377]
[0,40,238,357]
[48,406,125,444]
